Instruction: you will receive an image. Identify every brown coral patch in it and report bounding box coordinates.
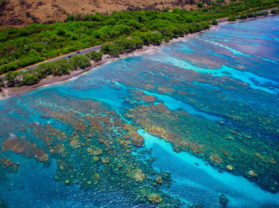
[2,137,27,153]
[135,90,144,95]
[148,193,162,204]
[39,153,49,162]
[141,95,156,103]
[1,158,14,167]
[210,153,223,164]
[148,126,166,138]
[150,104,169,113]
[133,169,145,182]
[191,143,202,154]
[49,112,87,132]
[86,117,104,132]
[131,133,144,147]
[145,84,155,90]
[70,139,80,147]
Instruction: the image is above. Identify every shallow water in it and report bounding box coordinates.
[0,16,279,208]
[139,130,279,208]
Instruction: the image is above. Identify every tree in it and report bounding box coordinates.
[138,32,163,46]
[4,71,18,87]
[69,55,90,70]
[101,43,121,57]
[66,15,75,22]
[77,55,90,69]
[88,51,103,62]
[52,59,72,76]
[20,73,40,86]
[212,19,218,25]
[271,8,279,14]
[0,77,4,90]
[197,2,204,8]
[228,16,236,21]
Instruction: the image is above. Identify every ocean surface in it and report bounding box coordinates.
[0,16,279,208]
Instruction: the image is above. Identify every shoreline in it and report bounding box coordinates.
[0,14,276,100]
[0,32,201,100]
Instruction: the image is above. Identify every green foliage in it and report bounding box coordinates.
[69,55,91,70]
[4,71,19,87]
[271,8,279,14]
[212,19,218,25]
[19,72,40,86]
[88,51,103,62]
[239,14,248,19]
[52,59,72,76]
[197,2,204,8]
[228,16,237,21]
[101,37,144,57]
[137,32,163,46]
[76,55,91,69]
[1,54,92,88]
[0,78,3,90]
[66,15,75,21]
[0,0,278,75]
[0,0,6,6]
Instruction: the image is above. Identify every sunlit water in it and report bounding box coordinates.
[0,16,279,208]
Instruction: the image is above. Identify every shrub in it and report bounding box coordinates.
[271,8,279,14]
[228,16,236,21]
[0,77,4,90]
[4,71,19,87]
[19,72,40,86]
[88,51,103,62]
[212,19,218,25]
[239,14,248,19]
[101,43,121,57]
[77,55,90,69]
[138,32,163,46]
[52,59,72,76]
[197,2,204,8]
[69,55,90,70]
[101,37,144,57]
[66,15,74,21]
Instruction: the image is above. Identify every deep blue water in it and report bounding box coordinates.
[0,16,279,208]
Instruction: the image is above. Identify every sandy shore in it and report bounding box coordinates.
[1,11,277,100]
[2,13,276,100]
[0,32,201,100]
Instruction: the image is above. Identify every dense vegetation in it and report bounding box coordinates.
[0,54,93,87]
[0,0,278,89]
[1,0,278,75]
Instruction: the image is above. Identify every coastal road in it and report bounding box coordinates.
[217,8,274,23]
[0,17,232,78]
[0,45,101,78]
[26,45,101,70]
[217,17,228,23]
[1,8,275,79]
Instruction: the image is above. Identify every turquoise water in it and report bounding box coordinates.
[138,89,223,121]
[0,16,279,207]
[139,130,279,207]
